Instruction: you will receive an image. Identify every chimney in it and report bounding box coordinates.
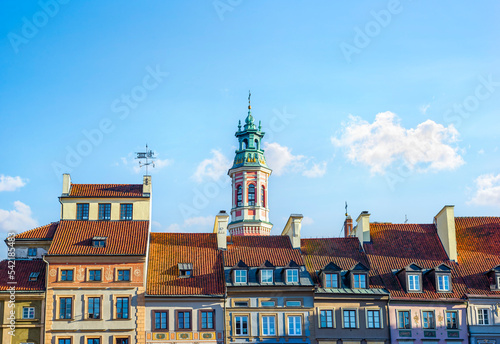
[214,211,229,250]
[143,175,152,196]
[281,214,303,249]
[355,211,371,247]
[344,215,353,237]
[62,173,71,195]
[434,205,457,261]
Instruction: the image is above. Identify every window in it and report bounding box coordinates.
[200,310,214,329]
[22,307,35,319]
[261,270,273,283]
[446,311,458,329]
[325,273,338,288]
[248,184,255,206]
[237,186,243,207]
[478,309,489,325]
[235,270,247,283]
[261,301,275,307]
[286,300,302,307]
[234,301,248,307]
[87,339,100,344]
[89,270,101,281]
[288,316,302,335]
[343,310,356,328]
[118,270,130,281]
[287,269,299,283]
[76,203,89,220]
[98,203,111,220]
[177,311,191,330]
[262,316,276,336]
[261,186,265,207]
[61,270,73,281]
[422,311,435,329]
[88,297,100,319]
[179,263,193,278]
[438,275,451,291]
[408,274,420,291]
[235,316,248,335]
[27,248,37,257]
[29,272,39,281]
[154,311,168,330]
[60,297,72,319]
[367,310,380,328]
[116,297,129,319]
[92,237,106,248]
[353,273,366,288]
[116,339,128,344]
[120,204,133,220]
[320,310,333,328]
[398,311,410,329]
[58,339,71,344]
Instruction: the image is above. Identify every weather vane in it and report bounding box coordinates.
[345,201,348,217]
[135,144,156,176]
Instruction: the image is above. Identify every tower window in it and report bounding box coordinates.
[254,139,259,150]
[248,184,255,206]
[237,185,243,207]
[261,186,265,207]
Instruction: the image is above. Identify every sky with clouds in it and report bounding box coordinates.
[1,1,499,257]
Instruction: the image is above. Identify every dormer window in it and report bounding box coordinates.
[325,273,338,288]
[438,275,450,292]
[261,270,273,283]
[178,263,193,278]
[320,262,342,288]
[397,263,423,293]
[349,262,369,289]
[92,237,107,248]
[486,265,500,291]
[29,272,39,281]
[286,269,299,283]
[408,274,420,291]
[429,263,453,293]
[235,270,247,283]
[353,273,366,288]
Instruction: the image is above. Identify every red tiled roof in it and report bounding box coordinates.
[147,233,224,296]
[364,223,467,300]
[301,238,384,288]
[68,184,143,197]
[224,236,304,267]
[15,222,59,240]
[0,259,46,291]
[47,220,148,256]
[455,217,500,296]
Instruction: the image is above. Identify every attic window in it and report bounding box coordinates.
[408,274,421,291]
[29,272,39,281]
[178,263,193,278]
[92,237,107,248]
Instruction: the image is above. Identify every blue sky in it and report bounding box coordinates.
[1,1,499,256]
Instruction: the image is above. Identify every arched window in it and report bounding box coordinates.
[261,185,265,207]
[254,139,259,150]
[242,139,248,150]
[237,185,243,207]
[248,184,255,206]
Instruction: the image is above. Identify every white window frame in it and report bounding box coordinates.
[408,274,420,291]
[366,309,381,328]
[261,315,276,336]
[478,308,490,325]
[286,269,299,283]
[235,270,247,283]
[22,307,35,319]
[287,316,302,336]
[438,274,451,291]
[261,270,273,283]
[235,316,249,335]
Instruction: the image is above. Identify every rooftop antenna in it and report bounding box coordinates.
[135,144,156,176]
[405,214,408,224]
[345,201,348,217]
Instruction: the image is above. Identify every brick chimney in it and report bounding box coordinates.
[344,215,353,237]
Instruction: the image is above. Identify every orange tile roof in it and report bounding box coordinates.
[68,184,143,197]
[364,223,467,300]
[47,220,148,256]
[15,222,59,240]
[147,233,224,296]
[0,259,46,291]
[224,236,304,267]
[301,238,384,289]
[455,217,500,296]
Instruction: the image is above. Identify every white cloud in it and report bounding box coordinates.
[120,153,173,174]
[302,162,327,178]
[192,150,231,183]
[155,216,215,234]
[332,111,464,174]
[0,175,27,192]
[468,173,500,207]
[478,149,485,155]
[0,201,38,234]
[419,103,431,115]
[263,142,327,178]
[302,216,314,225]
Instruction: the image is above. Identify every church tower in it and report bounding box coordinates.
[227,92,273,236]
